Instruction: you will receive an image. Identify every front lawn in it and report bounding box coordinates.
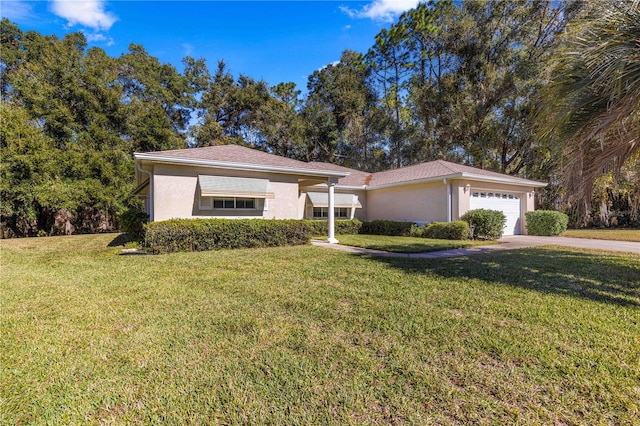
[338,234,493,253]
[1,234,639,424]
[563,228,640,242]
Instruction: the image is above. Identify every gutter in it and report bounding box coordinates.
[366,172,546,190]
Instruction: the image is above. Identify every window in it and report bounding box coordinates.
[200,197,258,210]
[235,198,255,209]
[313,207,348,219]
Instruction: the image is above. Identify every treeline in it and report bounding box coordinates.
[1,1,638,237]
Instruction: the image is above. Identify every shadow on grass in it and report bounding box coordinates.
[372,248,640,307]
[107,233,132,247]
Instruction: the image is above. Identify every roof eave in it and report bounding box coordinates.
[460,173,547,187]
[306,183,367,190]
[134,153,349,179]
[367,173,547,190]
[367,174,463,190]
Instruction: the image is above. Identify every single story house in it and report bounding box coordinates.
[134,144,546,242]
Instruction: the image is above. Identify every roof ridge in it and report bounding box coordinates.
[433,159,461,174]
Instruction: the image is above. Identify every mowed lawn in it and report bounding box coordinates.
[563,228,640,242]
[337,234,493,253]
[2,235,639,425]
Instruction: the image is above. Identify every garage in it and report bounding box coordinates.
[469,191,522,235]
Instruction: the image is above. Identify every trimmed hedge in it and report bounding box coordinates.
[145,219,312,254]
[360,220,414,236]
[119,207,148,241]
[305,219,362,237]
[461,209,506,240]
[526,210,569,236]
[422,221,470,240]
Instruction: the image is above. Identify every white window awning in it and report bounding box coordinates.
[306,192,362,208]
[198,175,275,199]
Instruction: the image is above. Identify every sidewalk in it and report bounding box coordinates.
[311,235,640,258]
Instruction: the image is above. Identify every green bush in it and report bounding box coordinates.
[422,221,470,240]
[409,224,424,237]
[119,207,148,241]
[145,219,312,254]
[461,209,506,240]
[526,210,569,236]
[304,219,362,237]
[360,220,414,236]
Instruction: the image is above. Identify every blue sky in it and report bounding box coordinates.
[1,1,420,90]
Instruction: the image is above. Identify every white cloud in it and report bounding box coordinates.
[1,0,36,22]
[316,60,340,72]
[50,0,117,31]
[341,0,420,22]
[82,31,114,46]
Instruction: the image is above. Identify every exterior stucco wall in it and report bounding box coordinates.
[366,181,448,223]
[151,164,303,221]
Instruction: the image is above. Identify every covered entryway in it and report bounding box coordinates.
[469,191,522,235]
[305,192,362,220]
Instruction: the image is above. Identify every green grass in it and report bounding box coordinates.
[2,234,639,424]
[563,228,640,242]
[337,234,494,253]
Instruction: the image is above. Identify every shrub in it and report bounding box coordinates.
[461,209,506,240]
[145,219,312,254]
[119,207,148,241]
[525,210,569,236]
[360,220,414,236]
[422,221,470,240]
[304,219,362,237]
[409,224,424,237]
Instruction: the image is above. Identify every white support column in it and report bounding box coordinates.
[350,195,356,220]
[444,178,452,222]
[327,178,338,244]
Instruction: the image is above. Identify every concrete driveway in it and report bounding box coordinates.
[312,235,640,258]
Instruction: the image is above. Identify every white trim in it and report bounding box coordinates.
[135,153,348,179]
[307,183,367,190]
[327,181,338,244]
[445,178,452,222]
[459,172,547,187]
[199,196,261,211]
[366,172,546,191]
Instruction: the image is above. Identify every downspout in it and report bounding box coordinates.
[444,178,452,222]
[136,161,154,222]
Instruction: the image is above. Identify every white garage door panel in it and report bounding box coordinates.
[469,191,521,236]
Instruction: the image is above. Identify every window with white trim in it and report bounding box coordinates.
[200,197,258,210]
[313,207,348,219]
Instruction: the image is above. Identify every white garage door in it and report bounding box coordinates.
[469,191,522,235]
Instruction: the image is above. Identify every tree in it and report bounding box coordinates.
[254,82,306,159]
[536,0,640,222]
[118,44,197,152]
[302,50,384,169]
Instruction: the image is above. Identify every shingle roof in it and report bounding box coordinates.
[368,160,541,187]
[306,162,372,186]
[137,145,544,187]
[142,144,317,170]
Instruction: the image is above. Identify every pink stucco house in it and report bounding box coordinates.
[134,145,546,242]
